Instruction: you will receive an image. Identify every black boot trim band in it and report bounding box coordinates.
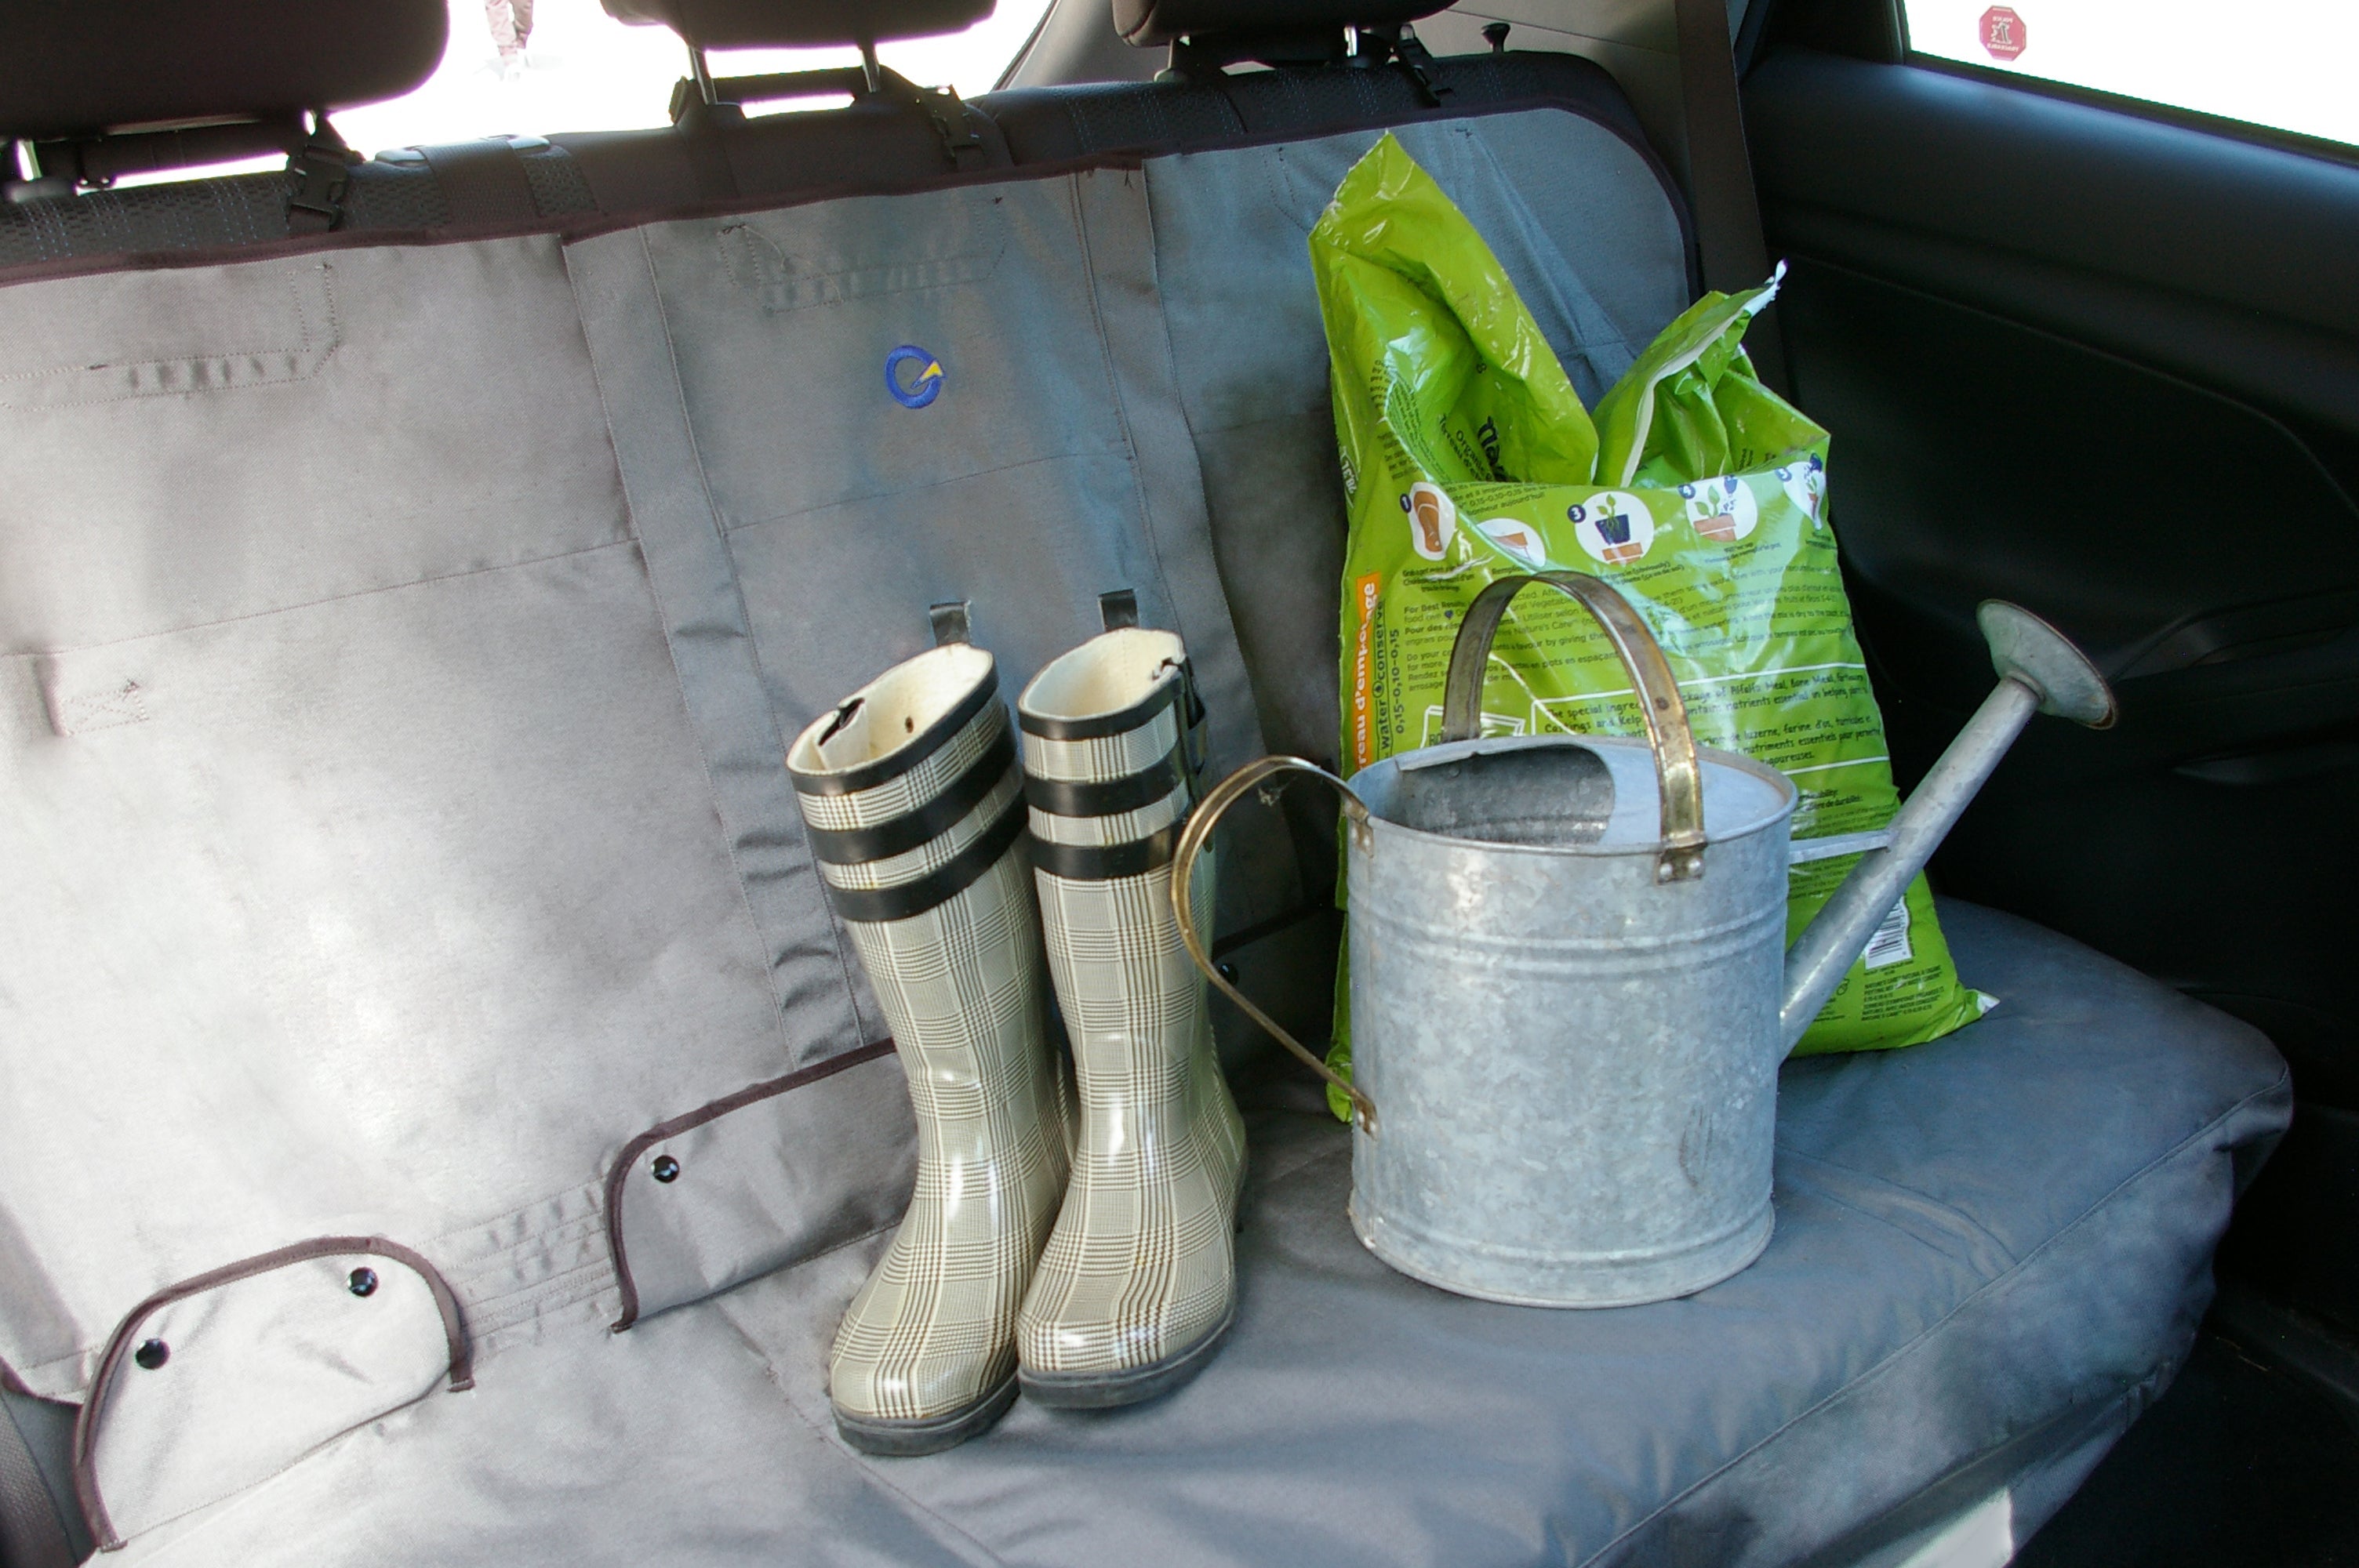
[823,797,1028,924]
[1027,821,1183,881]
[1022,747,1186,818]
[804,727,1016,865]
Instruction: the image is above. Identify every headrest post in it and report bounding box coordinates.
[602,0,991,53]
[857,40,883,96]
[688,44,719,106]
[1115,2,1452,57]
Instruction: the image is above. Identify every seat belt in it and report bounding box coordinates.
[0,1392,75,1568]
[1671,0,1791,394]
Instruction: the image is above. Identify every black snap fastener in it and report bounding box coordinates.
[651,1155,681,1184]
[347,1267,379,1298]
[1216,962,1239,983]
[133,1338,169,1370]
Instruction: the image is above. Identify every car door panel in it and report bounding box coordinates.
[1743,42,2359,1327]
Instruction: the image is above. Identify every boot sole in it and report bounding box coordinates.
[1018,1305,1235,1410]
[834,1374,1018,1457]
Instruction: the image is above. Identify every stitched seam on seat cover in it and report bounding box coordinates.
[1773,1145,2017,1273]
[453,1251,618,1342]
[1068,169,1145,477]
[627,223,851,1032]
[636,228,800,1022]
[1460,122,1644,373]
[9,536,634,659]
[0,266,340,408]
[1067,169,1208,731]
[1139,164,1219,465]
[1573,1064,2292,1568]
[719,447,1129,535]
[1783,1369,2153,1568]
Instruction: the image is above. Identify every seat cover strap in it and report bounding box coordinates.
[416,138,543,229]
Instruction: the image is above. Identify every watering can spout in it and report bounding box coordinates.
[1776,602,2117,1051]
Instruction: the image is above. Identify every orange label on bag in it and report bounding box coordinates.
[1350,572,1382,771]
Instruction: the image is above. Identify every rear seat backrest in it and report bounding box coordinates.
[982,16,1694,780]
[0,0,1698,1548]
[0,227,928,1538]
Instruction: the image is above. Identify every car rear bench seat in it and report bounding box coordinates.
[0,2,2289,1564]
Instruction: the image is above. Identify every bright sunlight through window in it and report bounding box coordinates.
[1903,0,2359,149]
[333,0,1053,157]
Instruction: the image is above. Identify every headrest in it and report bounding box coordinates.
[0,0,448,141]
[1114,0,1445,46]
[600,0,995,49]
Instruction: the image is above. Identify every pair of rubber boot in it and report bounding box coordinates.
[786,615,1245,1456]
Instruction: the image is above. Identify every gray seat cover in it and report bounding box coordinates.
[0,99,2290,1564]
[102,905,2289,1566]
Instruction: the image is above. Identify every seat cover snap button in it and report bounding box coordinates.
[348,1267,379,1298]
[133,1338,169,1370]
[652,1155,681,1183]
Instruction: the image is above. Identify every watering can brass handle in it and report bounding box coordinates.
[1440,571,1707,882]
[1170,755,1381,1134]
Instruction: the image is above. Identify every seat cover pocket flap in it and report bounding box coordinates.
[74,1238,469,1549]
[606,1043,914,1329]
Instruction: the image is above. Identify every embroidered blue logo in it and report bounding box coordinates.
[885,344,945,408]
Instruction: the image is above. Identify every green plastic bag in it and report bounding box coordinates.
[1313,135,1990,1116]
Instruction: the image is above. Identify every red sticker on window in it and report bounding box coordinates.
[1980,5,2027,60]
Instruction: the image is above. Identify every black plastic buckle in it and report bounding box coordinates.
[286,127,355,234]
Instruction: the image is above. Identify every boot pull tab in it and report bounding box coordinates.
[1177,659,1208,782]
[929,601,972,646]
[1100,588,1205,779]
[1098,588,1140,631]
[815,697,864,746]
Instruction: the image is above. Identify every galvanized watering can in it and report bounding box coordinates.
[1172,572,2115,1307]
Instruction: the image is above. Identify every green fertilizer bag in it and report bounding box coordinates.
[1312,134,1990,1115]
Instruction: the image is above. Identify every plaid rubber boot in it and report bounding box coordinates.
[1013,627,1247,1407]
[787,643,1070,1455]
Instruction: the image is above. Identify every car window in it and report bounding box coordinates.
[1899,0,2358,150]
[340,0,1053,148]
[113,0,1051,186]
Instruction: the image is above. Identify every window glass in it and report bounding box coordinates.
[1901,0,2359,149]
[332,0,1053,154]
